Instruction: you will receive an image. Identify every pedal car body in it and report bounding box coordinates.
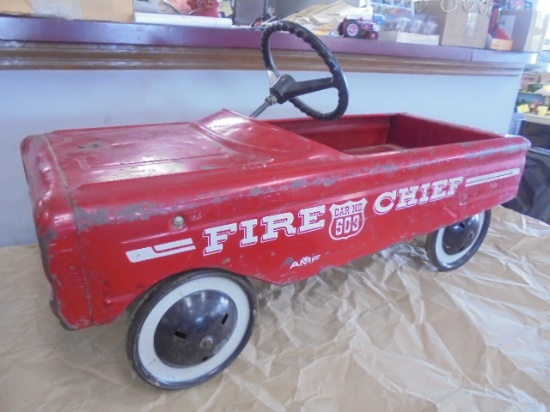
[22,110,528,329]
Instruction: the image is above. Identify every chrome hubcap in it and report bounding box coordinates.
[442,215,480,255]
[154,290,237,367]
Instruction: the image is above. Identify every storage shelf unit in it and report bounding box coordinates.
[0,15,537,75]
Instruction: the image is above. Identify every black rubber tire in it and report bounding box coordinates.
[337,22,344,36]
[503,147,550,224]
[126,270,257,390]
[426,210,491,271]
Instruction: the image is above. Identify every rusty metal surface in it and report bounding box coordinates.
[21,111,529,329]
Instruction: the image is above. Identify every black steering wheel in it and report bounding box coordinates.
[254,21,349,121]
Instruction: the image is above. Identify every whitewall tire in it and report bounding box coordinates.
[127,270,257,389]
[426,210,491,271]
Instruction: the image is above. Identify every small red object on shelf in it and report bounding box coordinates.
[187,0,219,17]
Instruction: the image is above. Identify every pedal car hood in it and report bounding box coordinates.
[38,109,335,189]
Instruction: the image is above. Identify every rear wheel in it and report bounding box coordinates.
[343,20,361,38]
[127,270,257,389]
[426,210,491,271]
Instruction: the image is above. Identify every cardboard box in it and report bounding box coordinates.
[486,13,513,51]
[378,31,440,46]
[486,35,513,51]
[415,1,490,49]
[527,83,545,92]
[499,9,549,52]
[522,72,541,91]
[0,0,134,23]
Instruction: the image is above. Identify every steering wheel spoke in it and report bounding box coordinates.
[286,76,335,98]
[258,21,349,121]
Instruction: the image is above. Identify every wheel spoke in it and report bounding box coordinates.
[285,77,335,98]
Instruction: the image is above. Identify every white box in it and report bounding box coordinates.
[378,31,440,46]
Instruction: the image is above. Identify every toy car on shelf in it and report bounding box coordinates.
[21,21,529,390]
[338,18,379,39]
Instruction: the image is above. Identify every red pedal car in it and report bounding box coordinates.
[21,21,529,389]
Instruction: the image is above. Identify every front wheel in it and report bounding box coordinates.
[426,210,491,271]
[127,270,257,389]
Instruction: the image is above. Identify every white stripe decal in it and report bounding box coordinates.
[465,168,520,187]
[126,238,196,263]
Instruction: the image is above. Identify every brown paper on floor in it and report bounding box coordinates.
[1,206,549,411]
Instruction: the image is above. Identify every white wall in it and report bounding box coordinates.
[0,69,520,247]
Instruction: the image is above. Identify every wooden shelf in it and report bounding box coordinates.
[523,113,550,126]
[0,15,537,76]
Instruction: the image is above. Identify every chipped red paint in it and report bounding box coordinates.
[21,111,529,329]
